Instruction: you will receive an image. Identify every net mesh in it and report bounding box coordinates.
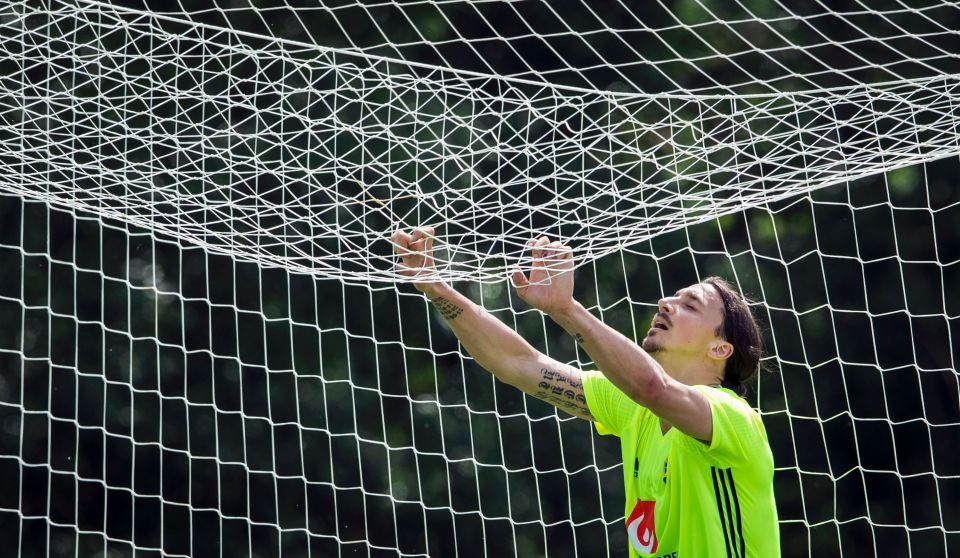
[2,0,960,282]
[0,0,958,556]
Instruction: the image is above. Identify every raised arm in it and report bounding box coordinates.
[512,237,713,442]
[390,228,593,420]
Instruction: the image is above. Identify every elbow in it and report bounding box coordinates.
[477,346,541,385]
[626,368,670,408]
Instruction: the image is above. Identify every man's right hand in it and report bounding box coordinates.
[391,227,444,296]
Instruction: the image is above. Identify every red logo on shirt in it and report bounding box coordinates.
[626,499,658,554]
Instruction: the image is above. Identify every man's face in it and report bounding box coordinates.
[642,283,727,358]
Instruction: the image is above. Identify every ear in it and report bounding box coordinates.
[707,340,733,361]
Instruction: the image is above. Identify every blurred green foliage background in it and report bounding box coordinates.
[0,1,958,556]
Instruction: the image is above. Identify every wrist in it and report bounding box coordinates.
[547,299,583,322]
[418,280,451,300]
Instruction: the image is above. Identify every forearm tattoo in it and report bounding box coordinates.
[432,297,464,321]
[573,333,585,345]
[534,367,593,420]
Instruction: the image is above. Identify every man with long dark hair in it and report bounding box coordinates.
[391,227,780,558]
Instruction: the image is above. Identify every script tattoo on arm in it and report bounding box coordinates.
[432,297,464,321]
[533,367,594,420]
[573,333,585,345]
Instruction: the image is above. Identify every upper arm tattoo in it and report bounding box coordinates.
[532,366,594,421]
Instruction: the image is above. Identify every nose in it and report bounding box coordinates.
[657,297,675,314]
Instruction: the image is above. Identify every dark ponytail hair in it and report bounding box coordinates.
[703,277,763,398]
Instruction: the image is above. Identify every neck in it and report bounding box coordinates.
[651,351,723,386]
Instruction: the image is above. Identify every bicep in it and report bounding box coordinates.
[645,378,713,443]
[512,355,594,421]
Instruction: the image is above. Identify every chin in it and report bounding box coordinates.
[641,336,663,353]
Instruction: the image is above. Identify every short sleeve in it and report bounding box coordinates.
[581,371,644,437]
[689,385,773,470]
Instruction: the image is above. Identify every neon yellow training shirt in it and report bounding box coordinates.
[582,371,780,558]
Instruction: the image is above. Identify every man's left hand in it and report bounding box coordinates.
[512,236,576,315]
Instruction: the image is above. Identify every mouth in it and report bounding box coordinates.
[650,315,670,331]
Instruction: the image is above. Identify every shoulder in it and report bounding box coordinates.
[581,371,651,437]
[682,386,772,469]
[695,385,758,417]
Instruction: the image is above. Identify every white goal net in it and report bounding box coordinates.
[0,0,958,556]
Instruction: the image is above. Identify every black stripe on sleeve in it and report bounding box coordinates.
[711,466,733,558]
[718,469,741,558]
[726,468,747,557]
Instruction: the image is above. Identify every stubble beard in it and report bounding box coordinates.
[641,335,663,353]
